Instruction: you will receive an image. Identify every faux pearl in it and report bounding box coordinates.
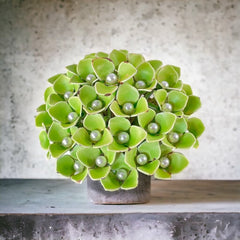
[122,102,135,115]
[91,100,103,111]
[161,81,169,88]
[136,153,148,166]
[61,137,72,148]
[64,91,73,100]
[135,80,146,89]
[73,161,84,173]
[90,130,102,142]
[168,132,180,143]
[67,112,78,122]
[86,74,96,83]
[95,156,107,168]
[147,122,160,134]
[160,157,170,168]
[117,131,130,144]
[162,103,172,112]
[105,73,118,85]
[116,168,128,181]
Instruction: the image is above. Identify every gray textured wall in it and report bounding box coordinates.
[0,0,239,179]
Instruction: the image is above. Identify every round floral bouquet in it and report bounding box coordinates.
[35,49,204,191]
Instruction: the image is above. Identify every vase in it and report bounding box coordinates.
[87,173,151,204]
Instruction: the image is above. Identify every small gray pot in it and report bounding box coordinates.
[87,173,151,204]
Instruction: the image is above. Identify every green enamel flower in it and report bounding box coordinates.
[110,83,148,117]
[108,117,147,152]
[72,114,113,148]
[125,141,161,175]
[101,153,138,191]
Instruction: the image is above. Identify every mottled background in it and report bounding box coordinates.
[0,0,239,179]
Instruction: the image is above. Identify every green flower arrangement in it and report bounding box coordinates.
[35,49,205,191]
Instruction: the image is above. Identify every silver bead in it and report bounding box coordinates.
[136,153,148,166]
[135,80,146,89]
[161,81,169,88]
[168,132,180,143]
[91,100,103,111]
[122,102,135,115]
[147,122,160,134]
[95,156,107,168]
[160,157,170,168]
[67,112,78,122]
[117,131,130,144]
[162,103,172,112]
[105,73,118,85]
[90,130,102,142]
[86,74,96,83]
[61,137,72,148]
[73,161,84,173]
[64,91,73,100]
[116,168,128,181]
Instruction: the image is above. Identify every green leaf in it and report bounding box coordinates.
[138,141,161,160]
[49,143,69,158]
[187,117,205,138]
[66,64,78,75]
[109,49,127,67]
[53,75,74,95]
[77,58,95,79]
[93,128,113,148]
[100,172,121,191]
[155,112,176,134]
[154,168,171,179]
[48,122,70,142]
[44,87,55,102]
[173,117,188,133]
[35,111,53,128]
[68,96,82,115]
[168,90,188,112]
[117,83,139,105]
[48,102,73,123]
[101,146,116,165]
[138,160,160,175]
[118,62,137,83]
[48,73,62,84]
[138,108,155,128]
[71,168,88,183]
[121,169,138,190]
[135,62,155,86]
[83,114,106,131]
[76,147,101,167]
[154,89,167,107]
[56,155,75,177]
[79,85,97,107]
[184,95,201,115]
[125,148,138,168]
[72,128,92,147]
[156,65,179,87]
[39,131,49,149]
[182,84,193,95]
[92,58,115,80]
[109,117,131,135]
[89,166,111,180]
[128,126,147,149]
[148,60,163,71]
[95,82,118,96]
[175,132,196,149]
[127,53,145,67]
[167,152,188,174]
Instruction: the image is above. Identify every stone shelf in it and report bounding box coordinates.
[0,179,240,239]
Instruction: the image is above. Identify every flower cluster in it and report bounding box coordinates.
[35,50,205,191]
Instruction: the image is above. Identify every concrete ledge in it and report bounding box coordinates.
[0,179,240,239]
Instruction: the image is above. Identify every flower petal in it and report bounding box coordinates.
[39,131,49,150]
[118,62,137,83]
[182,84,193,96]
[184,95,201,115]
[133,97,148,116]
[89,166,111,180]
[72,128,92,147]
[71,168,88,183]
[66,64,78,76]
[154,168,171,179]
[76,147,101,167]
[135,62,155,86]
[79,85,97,107]
[68,96,82,115]
[56,155,75,177]
[108,140,129,152]
[154,89,167,107]
[147,60,163,71]
[187,117,205,138]
[167,152,188,173]
[96,52,108,58]
[138,141,161,160]
[35,111,53,128]
[83,114,105,131]
[138,108,156,128]
[48,102,72,123]
[127,53,145,67]
[125,148,138,168]
[49,143,69,158]
[48,73,62,84]
[160,144,174,156]
[108,117,131,135]
[175,132,196,149]
[155,112,176,134]
[121,169,138,190]
[53,75,74,95]
[137,160,160,175]
[48,122,70,142]
[110,101,129,117]
[100,171,121,191]
[44,86,55,102]
[109,49,127,67]
[47,93,64,106]
[77,58,95,79]
[92,58,115,80]
[101,146,116,165]
[172,117,188,133]
[117,83,139,105]
[168,90,188,112]
[93,128,113,148]
[146,133,165,142]
[156,65,179,87]
[136,79,157,92]
[95,82,118,96]
[128,126,147,149]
